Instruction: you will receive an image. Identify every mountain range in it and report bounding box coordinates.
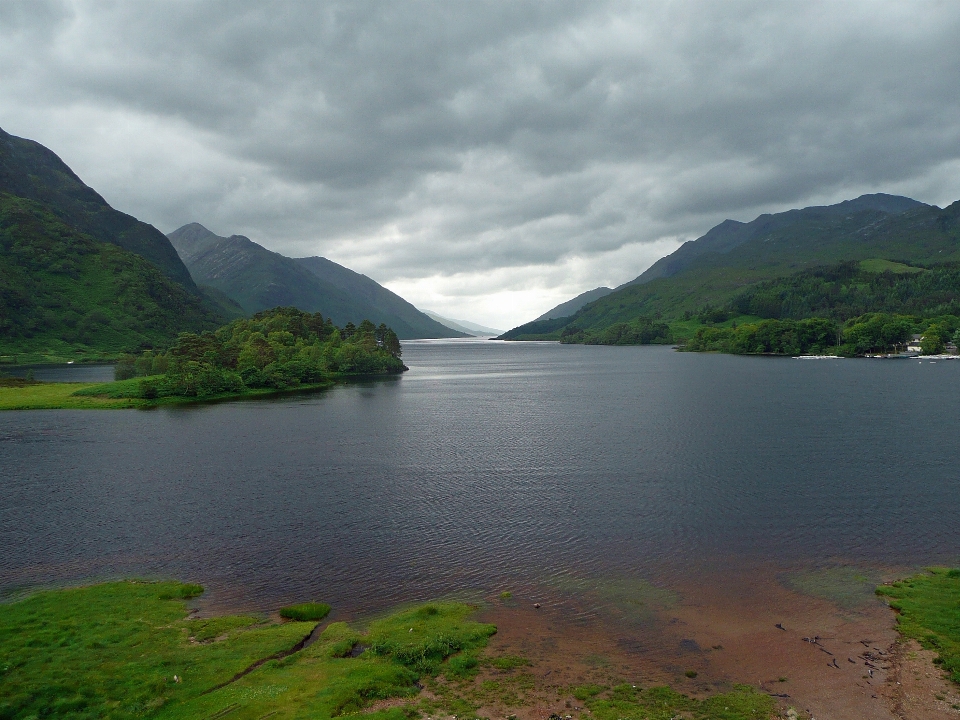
[501,193,960,340]
[167,223,465,339]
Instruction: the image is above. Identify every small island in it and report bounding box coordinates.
[0,307,406,410]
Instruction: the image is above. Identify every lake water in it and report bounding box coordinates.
[2,340,959,616]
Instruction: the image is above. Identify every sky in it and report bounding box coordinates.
[3,1,960,329]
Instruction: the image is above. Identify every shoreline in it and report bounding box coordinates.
[2,569,957,719]
[0,375,403,411]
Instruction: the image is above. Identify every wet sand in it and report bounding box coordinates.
[455,565,953,719]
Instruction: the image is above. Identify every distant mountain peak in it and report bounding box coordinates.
[167,223,468,339]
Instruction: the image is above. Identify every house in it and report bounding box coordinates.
[905,334,923,354]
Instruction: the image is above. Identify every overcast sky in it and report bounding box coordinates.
[3,1,960,328]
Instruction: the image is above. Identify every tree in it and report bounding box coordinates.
[921,331,945,355]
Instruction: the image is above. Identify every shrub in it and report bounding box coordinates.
[279,602,331,622]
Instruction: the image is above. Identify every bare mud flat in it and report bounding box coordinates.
[439,565,957,720]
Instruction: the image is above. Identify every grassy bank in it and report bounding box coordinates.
[0,377,337,411]
[0,580,780,720]
[0,379,143,410]
[877,567,960,684]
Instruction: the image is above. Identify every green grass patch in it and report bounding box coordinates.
[0,580,313,720]
[279,602,331,622]
[0,581,496,720]
[0,381,145,409]
[0,379,338,411]
[877,567,960,684]
[581,682,774,720]
[72,376,161,399]
[859,258,924,274]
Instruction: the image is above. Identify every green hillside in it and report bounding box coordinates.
[0,127,196,288]
[501,195,960,341]
[0,193,223,362]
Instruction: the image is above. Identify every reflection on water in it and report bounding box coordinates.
[2,363,115,383]
[2,341,959,615]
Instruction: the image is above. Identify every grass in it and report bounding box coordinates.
[0,580,788,719]
[0,581,314,720]
[279,603,331,622]
[877,567,960,684]
[858,258,925,274]
[0,378,335,411]
[0,581,497,720]
[571,682,773,720]
[0,381,145,409]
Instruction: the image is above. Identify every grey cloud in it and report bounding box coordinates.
[2,0,960,325]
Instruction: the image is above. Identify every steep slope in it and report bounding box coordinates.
[294,256,466,338]
[534,287,612,321]
[501,194,960,340]
[624,194,926,287]
[0,127,196,289]
[0,194,223,359]
[168,223,466,339]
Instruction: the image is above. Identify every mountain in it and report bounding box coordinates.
[501,194,960,340]
[622,193,926,288]
[292,257,466,338]
[422,311,503,336]
[0,127,196,289]
[167,223,466,339]
[0,194,224,359]
[0,129,225,360]
[534,287,612,321]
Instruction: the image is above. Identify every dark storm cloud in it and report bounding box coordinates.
[2,1,960,325]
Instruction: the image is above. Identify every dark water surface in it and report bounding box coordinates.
[2,340,959,614]
[3,363,115,382]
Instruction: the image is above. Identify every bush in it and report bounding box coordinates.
[279,602,331,622]
[114,355,137,380]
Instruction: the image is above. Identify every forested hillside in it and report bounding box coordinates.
[501,195,960,346]
[0,194,223,360]
[0,127,196,288]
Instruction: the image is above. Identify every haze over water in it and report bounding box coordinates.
[2,341,959,616]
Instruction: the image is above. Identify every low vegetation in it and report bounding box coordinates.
[571,683,773,720]
[279,603,331,622]
[0,378,143,410]
[0,580,787,719]
[877,568,960,685]
[0,581,493,720]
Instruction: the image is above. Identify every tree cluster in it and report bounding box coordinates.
[685,312,960,356]
[559,316,672,345]
[729,261,960,321]
[115,307,405,397]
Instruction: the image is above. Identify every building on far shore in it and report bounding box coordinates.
[905,334,923,354]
